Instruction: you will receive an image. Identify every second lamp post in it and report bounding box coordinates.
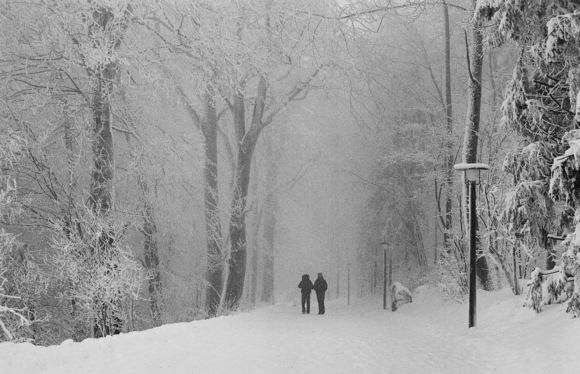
[454,163,489,328]
[379,241,391,310]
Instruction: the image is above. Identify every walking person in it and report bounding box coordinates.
[313,272,328,315]
[298,274,313,314]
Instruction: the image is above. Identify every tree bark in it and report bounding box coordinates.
[87,4,132,337]
[442,0,454,247]
[201,90,224,316]
[463,0,491,290]
[137,176,162,324]
[261,134,278,303]
[88,6,125,214]
[89,63,115,214]
[225,129,255,307]
[512,242,521,295]
[225,78,267,309]
[223,62,316,307]
[541,229,556,270]
[249,220,260,304]
[149,21,225,316]
[248,172,264,305]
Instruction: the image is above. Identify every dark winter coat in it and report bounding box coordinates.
[298,274,314,294]
[313,276,328,294]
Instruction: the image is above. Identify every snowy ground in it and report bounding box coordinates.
[1,285,580,374]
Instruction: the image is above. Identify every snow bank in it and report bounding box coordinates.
[2,285,580,373]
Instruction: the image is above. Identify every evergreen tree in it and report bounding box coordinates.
[480,0,580,314]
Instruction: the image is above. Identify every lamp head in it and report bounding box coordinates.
[465,169,479,182]
[453,163,489,183]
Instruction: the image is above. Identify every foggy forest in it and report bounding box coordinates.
[2,1,580,369]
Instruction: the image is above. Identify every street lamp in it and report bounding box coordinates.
[454,163,489,328]
[347,262,351,305]
[373,246,378,294]
[379,241,390,310]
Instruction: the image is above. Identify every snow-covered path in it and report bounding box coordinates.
[1,286,579,374]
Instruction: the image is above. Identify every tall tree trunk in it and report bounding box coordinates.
[201,91,224,316]
[62,104,82,240]
[88,6,127,214]
[169,84,225,316]
[261,197,276,303]
[248,248,257,303]
[223,64,315,308]
[225,135,256,306]
[149,22,222,315]
[442,0,454,248]
[89,64,115,214]
[117,70,163,324]
[225,144,259,307]
[123,133,163,324]
[248,167,264,305]
[62,104,85,339]
[249,214,261,304]
[261,133,278,303]
[90,64,118,338]
[63,111,77,214]
[512,241,521,295]
[87,4,132,337]
[225,78,267,309]
[138,176,162,324]
[463,0,491,290]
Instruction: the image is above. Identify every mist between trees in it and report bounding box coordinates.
[1,0,580,345]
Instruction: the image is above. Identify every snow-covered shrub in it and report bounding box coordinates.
[559,231,580,317]
[390,263,427,295]
[0,237,52,344]
[390,282,412,312]
[0,131,34,342]
[502,144,556,245]
[545,12,580,62]
[524,267,571,313]
[429,251,468,303]
[549,137,580,317]
[0,231,31,342]
[480,0,580,318]
[524,267,543,313]
[522,225,580,316]
[50,208,143,338]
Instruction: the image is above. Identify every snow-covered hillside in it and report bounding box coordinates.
[1,285,579,374]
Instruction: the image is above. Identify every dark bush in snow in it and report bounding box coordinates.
[391,282,412,312]
[524,267,572,313]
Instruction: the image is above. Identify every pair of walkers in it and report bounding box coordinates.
[298,273,328,315]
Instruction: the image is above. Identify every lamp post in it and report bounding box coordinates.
[347,262,351,305]
[379,241,390,310]
[373,246,378,294]
[454,163,489,328]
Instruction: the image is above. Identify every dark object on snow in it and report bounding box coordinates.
[298,274,314,314]
[524,267,574,314]
[313,273,328,315]
[390,282,412,312]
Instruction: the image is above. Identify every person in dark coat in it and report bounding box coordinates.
[313,272,328,315]
[298,274,313,314]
